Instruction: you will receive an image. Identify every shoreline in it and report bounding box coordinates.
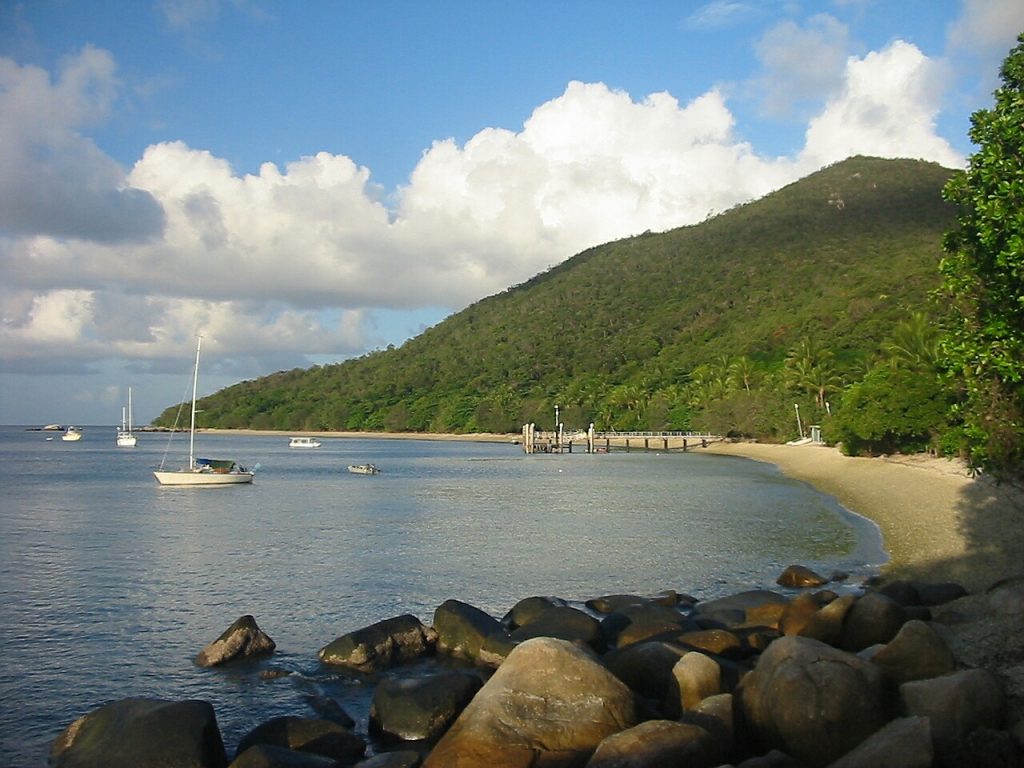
[206,428,1024,594]
[702,441,1024,593]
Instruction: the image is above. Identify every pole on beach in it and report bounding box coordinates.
[795,403,804,439]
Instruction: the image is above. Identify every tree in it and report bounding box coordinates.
[939,33,1024,479]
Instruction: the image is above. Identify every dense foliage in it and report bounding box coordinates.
[155,156,957,448]
[938,33,1024,480]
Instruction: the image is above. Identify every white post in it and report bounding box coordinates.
[794,403,804,439]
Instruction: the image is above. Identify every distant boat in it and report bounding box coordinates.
[288,436,322,448]
[347,463,380,475]
[61,426,83,442]
[116,387,138,447]
[153,337,255,486]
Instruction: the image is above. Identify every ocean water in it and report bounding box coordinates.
[0,426,885,766]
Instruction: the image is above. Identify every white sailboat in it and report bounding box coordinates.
[153,337,255,486]
[116,387,138,447]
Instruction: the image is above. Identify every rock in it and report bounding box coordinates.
[477,631,517,668]
[826,716,932,768]
[585,591,684,613]
[669,651,722,716]
[319,615,437,673]
[501,596,565,628]
[694,590,788,627]
[675,628,744,657]
[354,752,423,768]
[508,605,604,651]
[840,592,908,652]
[738,636,892,767]
[196,615,276,667]
[685,692,735,747]
[799,594,856,647]
[777,565,828,588]
[915,582,968,606]
[899,668,1007,766]
[870,619,957,684]
[432,599,508,662]
[303,694,356,728]
[603,640,688,702]
[986,576,1024,614]
[735,750,804,767]
[878,580,921,606]
[229,743,340,767]
[50,697,227,768]
[370,671,483,742]
[423,637,638,767]
[778,592,821,636]
[584,720,719,767]
[235,716,366,764]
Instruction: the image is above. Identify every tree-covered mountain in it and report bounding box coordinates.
[155,156,957,440]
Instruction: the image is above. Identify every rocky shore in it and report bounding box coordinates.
[47,440,1024,766]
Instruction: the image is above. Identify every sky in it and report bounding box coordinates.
[1,0,1022,426]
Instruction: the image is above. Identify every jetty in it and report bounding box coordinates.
[521,423,723,454]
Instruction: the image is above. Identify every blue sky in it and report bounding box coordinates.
[1,0,1021,426]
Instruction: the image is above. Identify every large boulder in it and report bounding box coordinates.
[370,671,483,742]
[869,619,957,684]
[669,651,722,716]
[694,590,788,628]
[508,605,604,652]
[196,615,276,667]
[433,599,509,662]
[603,640,688,702]
[423,637,638,767]
[584,720,719,768]
[899,668,1007,766]
[50,697,227,768]
[229,743,340,767]
[826,716,933,768]
[501,596,566,628]
[776,565,828,589]
[319,615,437,673]
[840,592,908,652]
[234,716,365,764]
[738,636,892,767]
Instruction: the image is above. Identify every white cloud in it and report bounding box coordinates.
[800,40,963,168]
[753,14,851,118]
[947,0,1024,60]
[0,48,165,242]
[684,2,756,30]
[1,39,966,390]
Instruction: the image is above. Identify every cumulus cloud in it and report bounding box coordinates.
[0,48,165,243]
[753,15,851,119]
[800,40,963,168]
[1,36,966,390]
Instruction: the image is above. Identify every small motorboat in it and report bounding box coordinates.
[62,426,83,442]
[288,436,322,448]
[347,463,380,475]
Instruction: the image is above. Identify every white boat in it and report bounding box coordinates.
[153,337,255,486]
[116,387,138,447]
[288,436,322,448]
[347,463,380,475]
[62,426,83,442]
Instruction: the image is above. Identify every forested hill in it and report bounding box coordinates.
[157,156,957,437]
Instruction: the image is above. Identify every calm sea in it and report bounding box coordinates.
[0,425,885,766]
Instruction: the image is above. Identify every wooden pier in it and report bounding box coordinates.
[521,423,723,454]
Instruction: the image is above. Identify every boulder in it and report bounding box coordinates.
[776,565,828,588]
[353,752,423,768]
[229,743,340,767]
[840,592,908,652]
[669,651,722,716]
[778,592,822,636]
[50,697,227,768]
[501,596,565,628]
[798,594,856,647]
[235,716,365,764]
[508,605,604,651]
[738,635,892,767]
[675,628,744,657]
[433,599,508,662]
[870,619,956,684]
[423,637,638,767]
[370,671,483,742]
[826,716,933,768]
[603,640,688,702]
[694,590,788,627]
[585,591,684,613]
[196,615,277,667]
[915,582,968,606]
[319,615,437,673]
[899,668,1007,766]
[585,720,719,767]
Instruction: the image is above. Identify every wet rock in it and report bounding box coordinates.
[370,671,482,742]
[777,564,828,588]
[196,615,276,667]
[229,743,339,767]
[432,599,508,662]
[235,716,365,764]
[319,615,437,673]
[508,605,604,652]
[500,595,565,629]
[50,697,227,768]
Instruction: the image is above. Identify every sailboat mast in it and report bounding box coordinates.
[189,337,202,470]
[127,387,133,432]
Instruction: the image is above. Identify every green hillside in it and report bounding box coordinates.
[156,156,956,439]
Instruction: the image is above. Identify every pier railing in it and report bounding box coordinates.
[521,424,723,454]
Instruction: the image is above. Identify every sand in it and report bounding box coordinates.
[702,441,1024,593]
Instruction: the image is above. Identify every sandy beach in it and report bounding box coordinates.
[703,441,1024,593]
